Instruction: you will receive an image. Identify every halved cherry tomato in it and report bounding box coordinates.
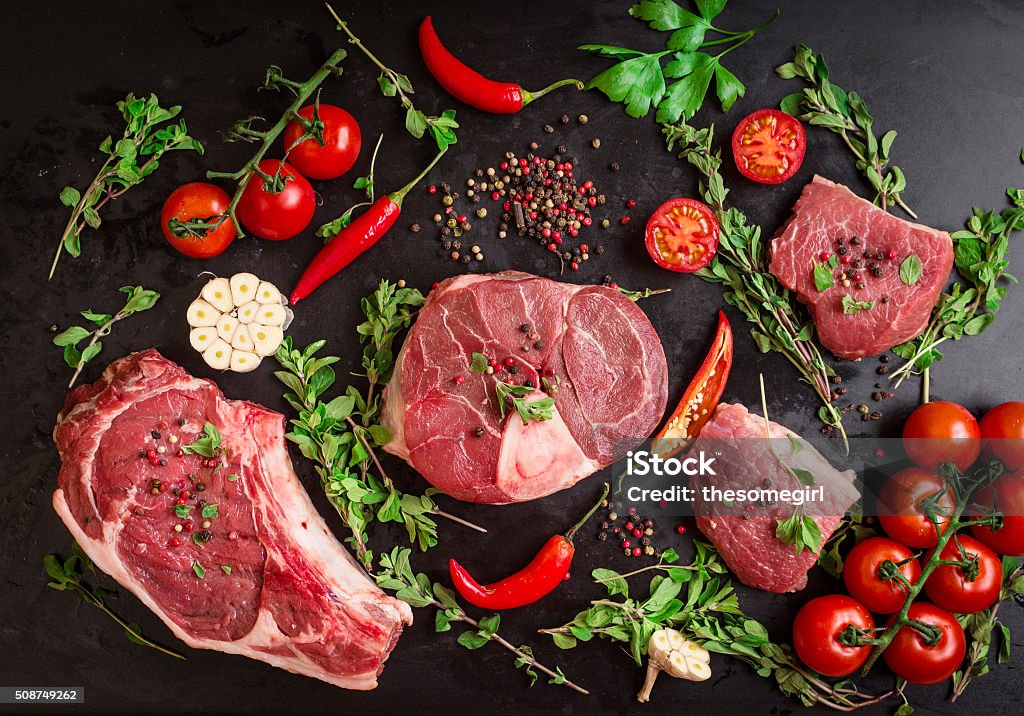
[980,401,1024,471]
[971,470,1024,555]
[731,109,806,184]
[842,537,921,614]
[792,595,874,677]
[160,182,237,258]
[644,198,720,272]
[877,467,955,548]
[653,310,732,457]
[883,603,965,685]
[283,104,361,181]
[902,401,980,472]
[236,159,315,241]
[924,535,1002,614]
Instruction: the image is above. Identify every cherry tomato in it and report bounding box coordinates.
[883,602,966,685]
[282,104,361,181]
[980,401,1024,471]
[924,535,1002,614]
[842,537,921,614]
[792,595,874,677]
[160,182,236,258]
[902,401,980,472]
[644,198,720,272]
[236,160,315,240]
[971,470,1024,555]
[878,468,955,548]
[731,109,806,184]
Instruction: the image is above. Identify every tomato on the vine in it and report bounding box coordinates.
[924,535,1003,614]
[731,109,806,184]
[644,198,720,273]
[160,182,236,258]
[842,537,921,614]
[902,401,981,472]
[883,602,966,685]
[283,104,361,181]
[878,468,955,548]
[792,595,874,677]
[980,401,1024,471]
[971,470,1024,555]
[236,160,315,241]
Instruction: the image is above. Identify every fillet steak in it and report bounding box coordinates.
[689,403,859,593]
[52,350,411,690]
[770,176,953,359]
[382,272,668,504]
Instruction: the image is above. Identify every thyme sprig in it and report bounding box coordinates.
[376,547,587,695]
[274,281,482,569]
[51,93,202,279]
[44,544,184,660]
[662,119,847,448]
[52,285,160,388]
[325,4,459,152]
[540,542,894,710]
[777,44,915,218]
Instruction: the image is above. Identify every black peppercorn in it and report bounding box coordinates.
[610,162,620,172]
[597,531,608,541]
[151,430,161,439]
[838,246,848,255]
[877,365,889,375]
[509,366,518,375]
[851,236,861,245]
[520,323,531,332]
[177,418,186,427]
[474,427,484,437]
[196,482,206,492]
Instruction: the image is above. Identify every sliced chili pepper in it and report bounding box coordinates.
[652,310,733,458]
[418,17,582,114]
[289,149,447,305]
[449,483,609,610]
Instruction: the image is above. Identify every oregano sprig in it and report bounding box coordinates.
[53,285,160,388]
[52,93,203,279]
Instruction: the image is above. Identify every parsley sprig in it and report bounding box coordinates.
[540,542,895,710]
[777,44,915,218]
[275,281,482,568]
[890,188,1024,395]
[51,94,203,280]
[376,547,587,694]
[663,119,847,447]
[43,544,184,660]
[326,5,458,152]
[53,285,160,388]
[581,0,778,123]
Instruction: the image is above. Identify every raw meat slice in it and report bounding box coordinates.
[382,271,668,504]
[689,403,859,593]
[52,349,411,690]
[769,176,953,359]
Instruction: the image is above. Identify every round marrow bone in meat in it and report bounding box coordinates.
[186,273,292,372]
[636,628,711,703]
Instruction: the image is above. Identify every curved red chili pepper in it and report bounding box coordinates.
[289,148,447,305]
[419,17,582,114]
[449,483,609,610]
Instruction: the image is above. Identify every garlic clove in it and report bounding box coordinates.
[216,313,240,343]
[250,323,283,357]
[187,299,221,327]
[254,280,282,305]
[231,324,255,352]
[189,327,217,352]
[202,339,232,370]
[667,630,687,652]
[230,350,261,373]
[229,272,260,307]
[681,656,711,682]
[681,640,711,664]
[236,300,260,324]
[254,302,286,327]
[201,277,234,313]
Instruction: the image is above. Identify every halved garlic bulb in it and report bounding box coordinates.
[187,273,290,372]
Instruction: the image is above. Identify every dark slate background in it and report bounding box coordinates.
[2,0,1024,713]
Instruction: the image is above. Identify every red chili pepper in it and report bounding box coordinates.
[652,310,733,458]
[418,17,582,114]
[290,149,447,304]
[448,483,609,610]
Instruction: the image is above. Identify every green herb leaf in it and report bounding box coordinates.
[221,565,232,575]
[775,513,822,555]
[59,186,81,207]
[192,561,206,579]
[182,422,222,458]
[53,326,90,347]
[495,381,555,424]
[201,504,219,519]
[469,352,488,373]
[813,261,835,292]
[456,631,490,650]
[899,253,922,285]
[841,294,874,314]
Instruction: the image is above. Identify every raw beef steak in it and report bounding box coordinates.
[770,176,953,359]
[52,350,411,690]
[689,403,859,593]
[382,272,668,504]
